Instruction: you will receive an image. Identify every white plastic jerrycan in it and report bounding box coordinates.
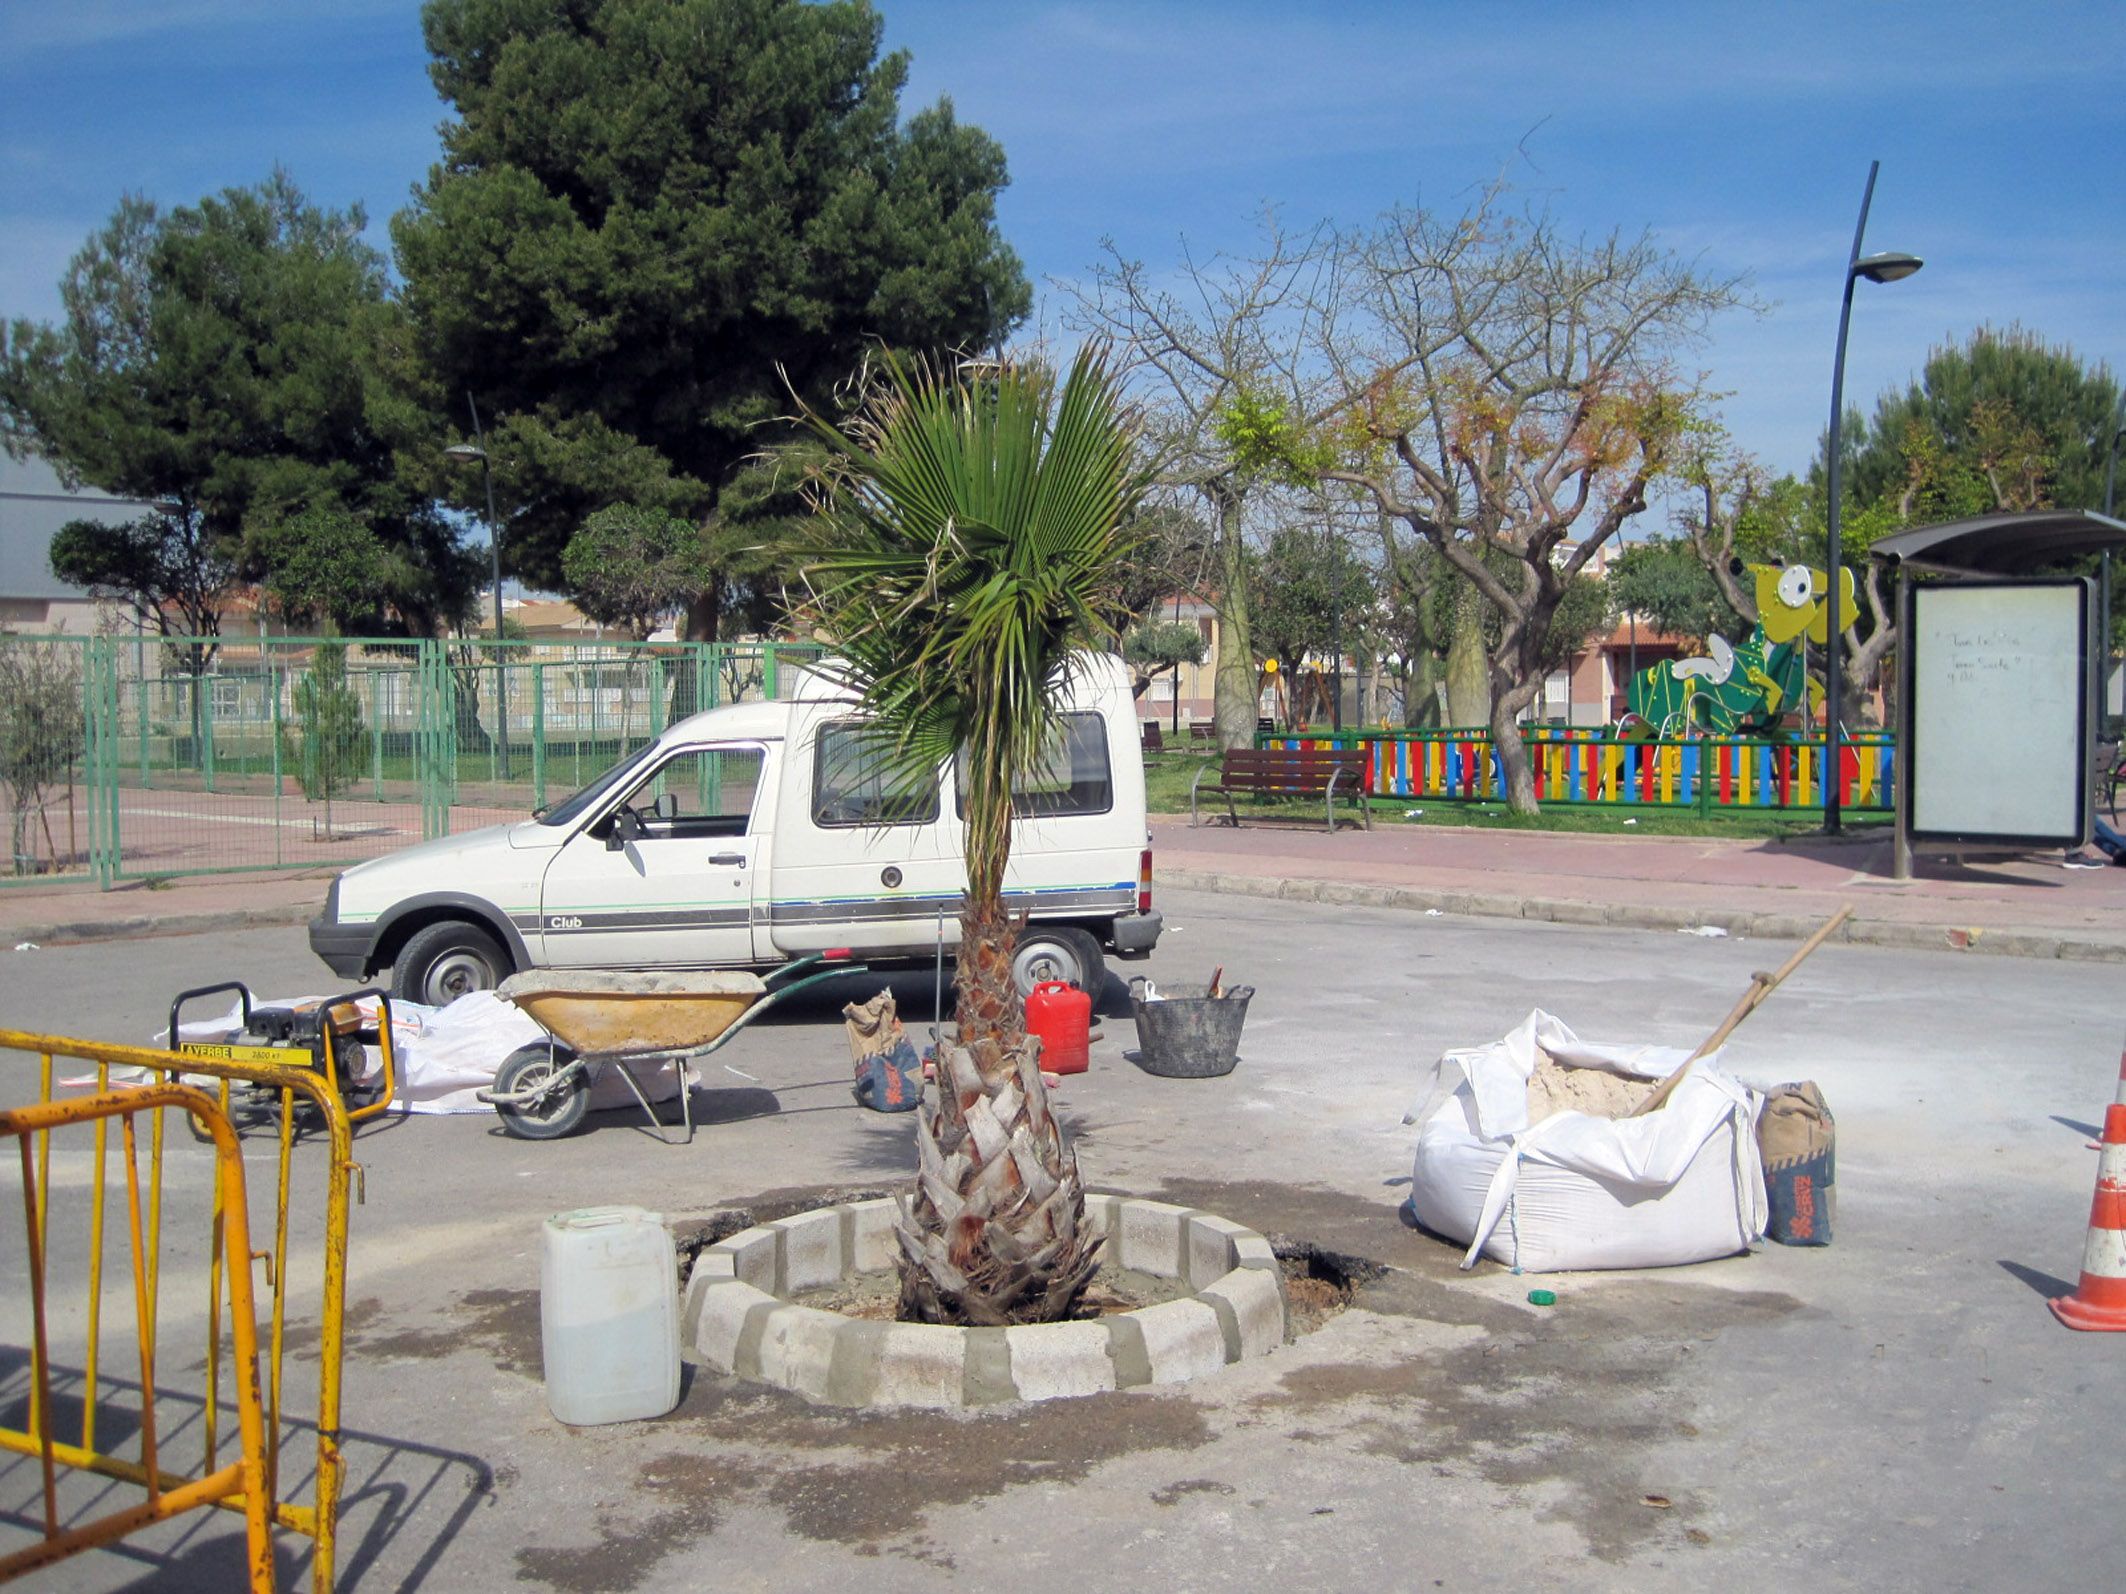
[540,1205,681,1425]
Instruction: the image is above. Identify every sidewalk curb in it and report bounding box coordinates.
[1158,867,2126,964]
[8,900,316,950]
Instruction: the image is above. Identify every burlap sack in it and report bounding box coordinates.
[1759,1081,1833,1163]
[842,990,905,1064]
[1758,1080,1834,1245]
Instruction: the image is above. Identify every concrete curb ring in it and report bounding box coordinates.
[682,1195,1287,1408]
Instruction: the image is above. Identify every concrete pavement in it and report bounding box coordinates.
[1151,814,2126,961]
[1,812,2122,961]
[7,906,2122,1591]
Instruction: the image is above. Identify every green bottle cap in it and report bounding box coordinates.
[1527,1288,1557,1306]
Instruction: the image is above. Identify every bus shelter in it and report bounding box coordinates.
[1869,509,2126,880]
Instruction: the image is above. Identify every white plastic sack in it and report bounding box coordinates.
[1405,1010,1766,1273]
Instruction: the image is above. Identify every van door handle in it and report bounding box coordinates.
[709,853,746,867]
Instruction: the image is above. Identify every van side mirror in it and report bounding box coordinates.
[652,793,679,821]
[606,807,644,851]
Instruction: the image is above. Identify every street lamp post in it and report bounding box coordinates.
[2099,392,2126,733]
[445,394,509,778]
[1822,160,1922,835]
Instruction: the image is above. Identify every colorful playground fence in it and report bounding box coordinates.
[1263,726,1896,815]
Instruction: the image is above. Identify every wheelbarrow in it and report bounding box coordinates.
[477,952,864,1142]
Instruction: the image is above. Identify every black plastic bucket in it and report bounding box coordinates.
[1127,980,1253,1078]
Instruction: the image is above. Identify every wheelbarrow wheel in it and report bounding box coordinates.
[493,1042,590,1140]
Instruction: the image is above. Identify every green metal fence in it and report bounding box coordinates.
[1,634,826,887]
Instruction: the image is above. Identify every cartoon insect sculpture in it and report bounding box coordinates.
[1622,562,1857,739]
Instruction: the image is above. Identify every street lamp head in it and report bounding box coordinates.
[1853,251,1924,284]
[443,443,487,463]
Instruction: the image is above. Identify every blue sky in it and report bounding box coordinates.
[4,1,2120,491]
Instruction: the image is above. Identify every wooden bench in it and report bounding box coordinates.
[1189,747,1374,834]
[1188,721,1217,745]
[1141,721,1165,754]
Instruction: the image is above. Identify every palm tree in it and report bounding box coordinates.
[800,343,1145,1325]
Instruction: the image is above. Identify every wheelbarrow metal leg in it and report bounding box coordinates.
[604,1053,693,1146]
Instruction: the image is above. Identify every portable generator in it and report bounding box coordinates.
[167,981,390,1129]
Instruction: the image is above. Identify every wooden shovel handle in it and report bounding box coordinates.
[1627,905,1853,1117]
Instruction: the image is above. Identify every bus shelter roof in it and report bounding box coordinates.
[1868,509,2126,577]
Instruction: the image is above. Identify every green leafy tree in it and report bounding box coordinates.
[255,506,385,838]
[394,0,1030,640]
[255,506,391,634]
[291,644,366,841]
[562,504,710,640]
[47,510,236,677]
[1608,537,1748,647]
[1835,326,2120,513]
[1246,523,1376,725]
[800,345,1144,1326]
[1122,619,1206,703]
[3,175,480,661]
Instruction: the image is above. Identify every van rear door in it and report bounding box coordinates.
[959,708,1139,925]
[763,709,957,956]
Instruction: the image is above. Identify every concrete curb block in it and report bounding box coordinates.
[1156,867,2126,964]
[6,899,319,949]
[681,1195,1286,1409]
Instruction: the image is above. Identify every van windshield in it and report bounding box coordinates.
[534,739,662,828]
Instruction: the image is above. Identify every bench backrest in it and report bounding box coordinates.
[1217,746,1371,793]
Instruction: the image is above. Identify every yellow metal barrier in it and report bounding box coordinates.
[0,1026,363,1591]
[0,1084,274,1589]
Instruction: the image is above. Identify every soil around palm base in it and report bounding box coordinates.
[792,1260,1192,1322]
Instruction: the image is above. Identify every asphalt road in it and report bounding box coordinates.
[1,893,2121,1592]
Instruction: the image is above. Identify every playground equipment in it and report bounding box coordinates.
[1624,562,1856,739]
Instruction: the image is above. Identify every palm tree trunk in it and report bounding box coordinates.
[894,725,1104,1325]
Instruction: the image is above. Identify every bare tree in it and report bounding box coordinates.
[1308,183,1751,809]
[1068,219,1329,747]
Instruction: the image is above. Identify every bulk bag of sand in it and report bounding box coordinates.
[1404,1010,1766,1273]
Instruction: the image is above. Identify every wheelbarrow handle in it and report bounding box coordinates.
[761,949,859,990]
[688,960,868,1059]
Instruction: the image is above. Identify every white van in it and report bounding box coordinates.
[308,652,1161,1004]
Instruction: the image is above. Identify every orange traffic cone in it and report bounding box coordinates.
[2052,1048,2126,1332]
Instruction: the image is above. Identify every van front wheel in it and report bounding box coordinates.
[392,920,510,1007]
[1011,929,1104,999]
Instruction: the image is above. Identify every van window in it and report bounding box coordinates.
[613,746,764,840]
[956,712,1112,819]
[537,738,661,828]
[813,722,941,827]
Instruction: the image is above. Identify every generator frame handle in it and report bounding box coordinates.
[315,988,398,1124]
[168,981,257,1054]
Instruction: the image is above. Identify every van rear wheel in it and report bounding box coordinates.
[1010,929,1103,999]
[392,920,510,1007]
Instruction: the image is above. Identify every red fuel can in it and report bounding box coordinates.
[1024,980,1091,1076]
